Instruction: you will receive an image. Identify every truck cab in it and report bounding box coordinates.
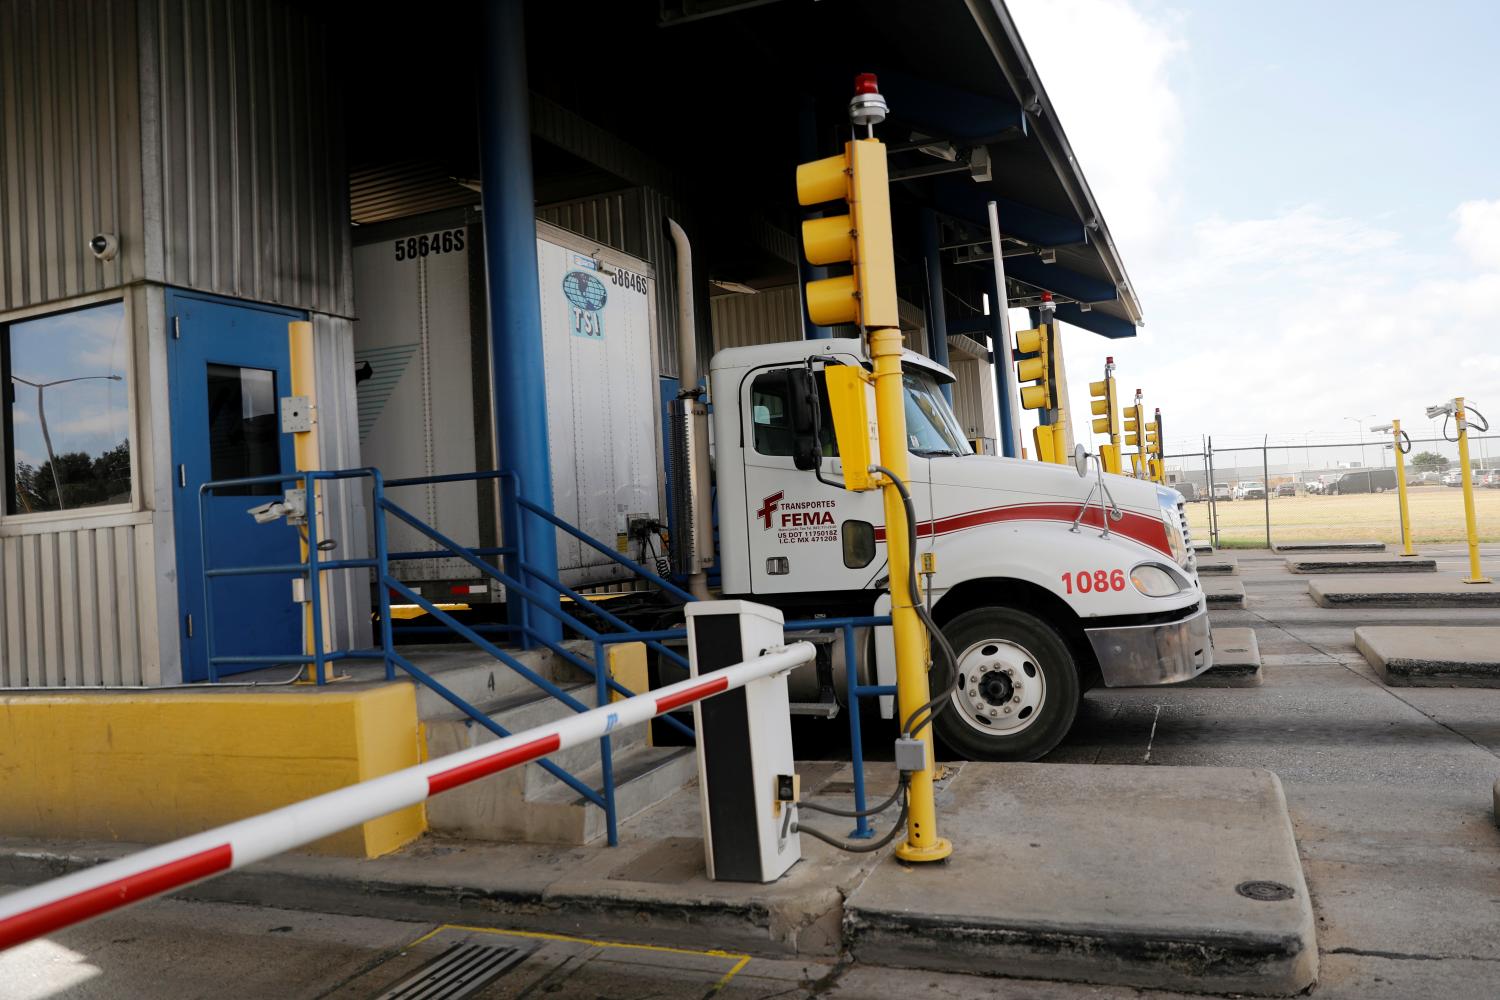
[709,337,1212,761]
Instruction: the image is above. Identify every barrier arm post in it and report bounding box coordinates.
[1455,398,1490,584]
[0,643,817,952]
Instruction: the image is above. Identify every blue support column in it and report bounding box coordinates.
[480,0,561,645]
[989,270,1018,457]
[921,210,952,402]
[798,98,831,339]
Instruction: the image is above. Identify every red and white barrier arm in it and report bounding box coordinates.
[0,641,815,952]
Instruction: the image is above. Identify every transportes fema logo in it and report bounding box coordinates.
[563,265,607,339]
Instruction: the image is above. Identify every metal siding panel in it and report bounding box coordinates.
[38,531,60,684]
[312,312,372,652]
[133,520,160,684]
[112,525,141,684]
[0,0,141,311]
[0,536,17,683]
[76,528,100,685]
[94,528,120,685]
[19,535,41,685]
[149,0,349,315]
[710,286,801,351]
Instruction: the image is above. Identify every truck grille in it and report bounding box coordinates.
[1177,499,1197,574]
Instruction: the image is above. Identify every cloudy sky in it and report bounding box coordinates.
[1006,0,1500,465]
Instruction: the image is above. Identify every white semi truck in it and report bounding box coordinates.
[704,337,1211,761]
[354,212,1210,762]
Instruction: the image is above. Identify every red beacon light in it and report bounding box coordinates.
[1105,356,1114,365]
[849,72,889,130]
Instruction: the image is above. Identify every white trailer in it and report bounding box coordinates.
[353,214,665,599]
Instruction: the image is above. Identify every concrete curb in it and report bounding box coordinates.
[1204,578,1247,609]
[1355,626,1500,688]
[1285,556,1436,575]
[842,765,1318,997]
[1182,627,1261,687]
[1310,576,1500,608]
[1273,540,1386,553]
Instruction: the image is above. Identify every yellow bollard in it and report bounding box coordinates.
[288,321,334,678]
[1454,398,1490,584]
[1386,420,1418,557]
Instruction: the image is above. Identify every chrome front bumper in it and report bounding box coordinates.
[1086,603,1213,687]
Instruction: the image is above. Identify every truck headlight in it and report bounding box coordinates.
[1161,513,1187,565]
[1131,563,1186,597]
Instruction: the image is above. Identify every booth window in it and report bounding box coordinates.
[3,301,131,515]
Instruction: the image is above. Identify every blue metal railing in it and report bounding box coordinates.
[199,466,899,846]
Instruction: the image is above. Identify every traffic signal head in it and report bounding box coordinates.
[1015,325,1054,411]
[1123,405,1141,447]
[1145,420,1160,453]
[1089,376,1118,437]
[796,136,898,329]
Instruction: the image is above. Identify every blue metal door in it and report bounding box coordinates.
[168,290,305,681]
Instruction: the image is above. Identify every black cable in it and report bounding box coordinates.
[1468,404,1490,433]
[871,464,960,740]
[797,775,908,818]
[794,799,909,854]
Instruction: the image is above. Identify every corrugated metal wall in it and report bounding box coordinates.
[140,0,352,316]
[710,286,802,350]
[710,287,931,356]
[0,0,146,312]
[0,516,161,686]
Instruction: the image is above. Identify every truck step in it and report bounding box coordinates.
[789,699,841,718]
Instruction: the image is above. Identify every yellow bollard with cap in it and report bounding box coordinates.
[1373,420,1418,557]
[1429,397,1490,584]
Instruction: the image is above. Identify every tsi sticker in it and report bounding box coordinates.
[562,260,607,340]
[760,494,837,545]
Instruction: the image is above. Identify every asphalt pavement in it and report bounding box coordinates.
[5,543,1500,999]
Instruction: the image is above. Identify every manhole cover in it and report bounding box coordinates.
[1235,880,1295,901]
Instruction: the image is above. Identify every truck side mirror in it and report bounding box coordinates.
[783,369,822,471]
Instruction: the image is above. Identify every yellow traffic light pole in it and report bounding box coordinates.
[1089,359,1121,475]
[797,75,950,863]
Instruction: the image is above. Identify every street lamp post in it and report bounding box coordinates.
[1344,414,1375,469]
[9,374,124,510]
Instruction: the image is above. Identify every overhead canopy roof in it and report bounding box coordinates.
[338,0,1142,338]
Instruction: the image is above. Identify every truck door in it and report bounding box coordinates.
[740,362,891,596]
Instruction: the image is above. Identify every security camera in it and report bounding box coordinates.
[1370,423,1393,434]
[88,233,118,262]
[1425,401,1457,419]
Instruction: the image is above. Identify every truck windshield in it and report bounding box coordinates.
[903,369,972,457]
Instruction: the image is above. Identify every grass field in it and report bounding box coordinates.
[1182,485,1500,547]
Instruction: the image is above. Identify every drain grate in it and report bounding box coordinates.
[1235,880,1295,901]
[375,941,530,1000]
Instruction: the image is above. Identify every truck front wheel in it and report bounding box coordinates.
[931,606,1079,762]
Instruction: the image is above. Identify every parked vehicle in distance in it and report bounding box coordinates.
[1277,483,1297,497]
[1175,482,1200,502]
[1480,470,1500,488]
[1329,468,1397,495]
[1213,482,1232,501]
[1304,480,1324,495]
[1234,481,1266,500]
[1444,471,1464,487]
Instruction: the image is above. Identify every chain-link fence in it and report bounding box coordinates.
[1161,434,1500,548]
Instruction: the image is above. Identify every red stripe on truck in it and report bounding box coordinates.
[874,502,1172,557]
[426,734,561,796]
[656,676,728,714]
[0,843,233,951]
